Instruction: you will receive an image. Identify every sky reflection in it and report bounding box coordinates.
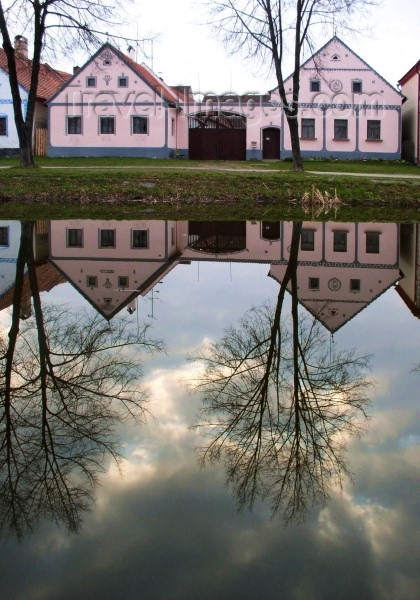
[0,226,419,600]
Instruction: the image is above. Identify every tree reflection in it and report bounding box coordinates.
[0,222,163,537]
[192,222,372,522]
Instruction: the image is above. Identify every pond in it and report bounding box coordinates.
[0,218,419,600]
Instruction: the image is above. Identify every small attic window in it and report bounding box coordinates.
[331,54,340,61]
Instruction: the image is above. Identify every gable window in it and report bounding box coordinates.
[331,54,340,61]
[132,116,148,134]
[86,76,96,87]
[87,275,98,288]
[67,116,82,134]
[99,229,116,248]
[301,229,315,251]
[132,229,148,248]
[0,226,9,246]
[352,80,362,93]
[118,76,128,87]
[301,118,315,139]
[0,117,7,136]
[118,276,129,289]
[366,231,380,254]
[67,228,83,248]
[309,277,320,290]
[310,80,320,92]
[350,279,361,292]
[334,119,348,140]
[367,120,381,140]
[100,116,115,134]
[333,231,347,252]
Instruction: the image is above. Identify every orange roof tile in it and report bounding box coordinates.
[0,48,71,101]
[114,48,180,104]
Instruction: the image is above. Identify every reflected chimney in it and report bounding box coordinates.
[14,35,28,59]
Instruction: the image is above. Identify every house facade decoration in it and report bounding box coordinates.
[0,36,71,157]
[47,37,403,161]
[48,219,402,327]
[47,44,191,158]
[398,60,420,165]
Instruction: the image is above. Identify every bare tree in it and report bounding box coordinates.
[0,0,151,166]
[0,222,164,537]
[191,222,372,521]
[208,0,375,171]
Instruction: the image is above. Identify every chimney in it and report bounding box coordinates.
[73,66,80,74]
[14,35,28,59]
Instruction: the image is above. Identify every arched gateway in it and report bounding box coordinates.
[188,111,246,160]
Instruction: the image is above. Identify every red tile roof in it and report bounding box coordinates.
[0,48,71,101]
[398,59,420,87]
[114,48,180,104]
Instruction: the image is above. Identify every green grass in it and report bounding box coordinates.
[1,156,419,174]
[0,158,419,222]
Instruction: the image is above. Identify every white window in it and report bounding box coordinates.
[99,229,116,248]
[100,116,115,134]
[132,116,148,134]
[0,116,7,136]
[67,116,82,134]
[0,226,9,246]
[66,228,83,247]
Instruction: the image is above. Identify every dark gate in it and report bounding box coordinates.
[188,221,246,253]
[262,127,281,159]
[189,112,246,160]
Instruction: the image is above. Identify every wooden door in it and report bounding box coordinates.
[262,128,280,159]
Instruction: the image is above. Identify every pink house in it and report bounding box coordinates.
[48,37,403,160]
[47,43,191,158]
[190,37,403,160]
[398,60,420,165]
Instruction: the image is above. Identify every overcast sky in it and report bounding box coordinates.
[59,0,420,94]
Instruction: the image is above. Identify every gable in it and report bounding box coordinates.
[279,37,402,99]
[49,44,178,105]
[0,67,28,99]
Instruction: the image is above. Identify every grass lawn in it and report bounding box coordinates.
[1,156,419,174]
[0,157,419,222]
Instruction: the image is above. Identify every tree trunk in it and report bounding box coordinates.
[287,116,303,172]
[17,123,35,168]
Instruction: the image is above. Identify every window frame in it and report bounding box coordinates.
[334,119,348,140]
[350,279,361,292]
[366,231,380,254]
[118,76,129,87]
[333,230,348,253]
[118,276,129,289]
[66,228,83,248]
[131,229,149,249]
[86,76,96,88]
[99,228,116,249]
[0,116,7,136]
[301,118,315,139]
[99,116,115,135]
[301,229,315,251]
[310,80,320,92]
[352,80,362,93]
[308,277,320,290]
[67,116,82,135]
[86,275,98,288]
[0,226,9,247]
[131,116,149,135]
[367,120,381,141]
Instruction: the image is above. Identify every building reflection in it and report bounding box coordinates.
[1,219,418,328]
